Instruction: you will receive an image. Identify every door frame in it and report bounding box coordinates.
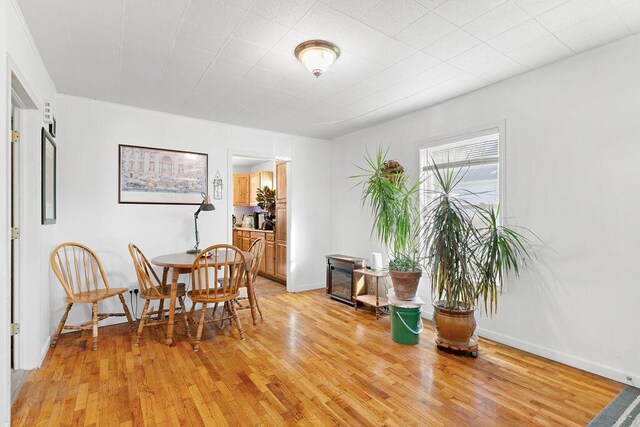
[226,149,292,292]
[5,58,39,375]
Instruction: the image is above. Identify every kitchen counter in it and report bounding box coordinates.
[233,226,274,233]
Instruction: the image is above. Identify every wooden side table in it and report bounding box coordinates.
[353,269,389,319]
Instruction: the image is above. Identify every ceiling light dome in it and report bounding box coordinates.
[294,40,340,78]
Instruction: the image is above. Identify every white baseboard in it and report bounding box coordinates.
[38,336,51,367]
[290,282,324,293]
[420,311,637,385]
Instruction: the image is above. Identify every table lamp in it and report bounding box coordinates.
[187,192,215,254]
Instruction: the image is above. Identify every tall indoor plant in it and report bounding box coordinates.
[424,163,534,357]
[353,148,423,300]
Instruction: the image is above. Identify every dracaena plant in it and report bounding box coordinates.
[352,147,423,272]
[423,162,534,314]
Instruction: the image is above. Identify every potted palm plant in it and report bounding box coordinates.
[424,163,534,357]
[353,148,423,300]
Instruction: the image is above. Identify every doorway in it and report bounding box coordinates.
[230,154,290,294]
[10,103,19,370]
[9,95,26,404]
[8,71,38,404]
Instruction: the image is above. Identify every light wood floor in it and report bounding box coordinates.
[12,290,620,426]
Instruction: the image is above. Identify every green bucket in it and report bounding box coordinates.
[390,304,423,345]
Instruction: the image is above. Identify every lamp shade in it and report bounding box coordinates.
[295,40,340,78]
[201,193,215,211]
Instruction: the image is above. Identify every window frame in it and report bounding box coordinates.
[418,121,507,224]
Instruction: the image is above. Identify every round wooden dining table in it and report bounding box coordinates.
[151,249,255,346]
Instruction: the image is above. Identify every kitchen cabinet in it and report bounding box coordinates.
[232,229,240,248]
[249,171,273,206]
[233,171,274,207]
[264,239,275,276]
[275,161,288,282]
[276,162,287,203]
[232,228,280,283]
[233,174,250,206]
[241,236,250,252]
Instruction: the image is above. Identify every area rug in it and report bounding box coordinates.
[589,386,640,426]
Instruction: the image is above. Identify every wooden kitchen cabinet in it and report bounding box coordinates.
[264,241,275,276]
[276,206,286,244]
[241,236,250,252]
[234,171,274,207]
[276,162,287,203]
[232,228,279,282]
[249,171,274,206]
[233,174,250,206]
[276,243,287,280]
[275,160,288,283]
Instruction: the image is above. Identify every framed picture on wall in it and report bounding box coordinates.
[41,128,57,224]
[118,144,208,205]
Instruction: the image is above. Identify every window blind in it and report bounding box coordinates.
[423,132,499,170]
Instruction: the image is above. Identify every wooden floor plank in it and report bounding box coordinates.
[12,289,621,425]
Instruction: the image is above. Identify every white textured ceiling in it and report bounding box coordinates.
[18,0,640,138]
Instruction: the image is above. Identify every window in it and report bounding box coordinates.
[149,161,155,172]
[421,129,501,216]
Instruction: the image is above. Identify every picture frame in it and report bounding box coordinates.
[118,144,208,205]
[41,128,57,224]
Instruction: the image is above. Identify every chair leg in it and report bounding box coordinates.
[219,302,227,328]
[225,302,234,326]
[188,300,196,324]
[118,293,135,330]
[178,297,191,337]
[230,303,245,341]
[91,302,99,351]
[193,303,207,352]
[253,288,263,321]
[136,300,150,346]
[51,303,73,348]
[157,299,165,321]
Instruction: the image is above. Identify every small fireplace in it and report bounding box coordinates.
[326,255,366,304]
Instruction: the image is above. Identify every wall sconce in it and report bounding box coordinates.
[212,170,223,200]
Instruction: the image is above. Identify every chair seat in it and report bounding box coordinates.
[141,283,186,300]
[67,287,129,303]
[187,290,239,303]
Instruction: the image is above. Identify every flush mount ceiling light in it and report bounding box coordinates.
[294,40,340,78]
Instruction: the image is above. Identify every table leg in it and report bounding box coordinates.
[166,267,180,346]
[162,267,169,286]
[245,268,258,325]
[375,277,380,320]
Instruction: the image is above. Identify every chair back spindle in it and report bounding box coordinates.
[192,245,245,300]
[247,238,265,283]
[128,243,162,297]
[51,242,111,300]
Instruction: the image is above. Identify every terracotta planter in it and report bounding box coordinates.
[389,270,422,300]
[432,301,478,357]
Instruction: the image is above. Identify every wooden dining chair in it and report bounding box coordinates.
[128,244,190,345]
[234,238,265,321]
[50,242,135,351]
[188,244,247,351]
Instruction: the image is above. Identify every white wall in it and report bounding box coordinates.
[1,0,57,424]
[54,94,331,331]
[330,33,640,385]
